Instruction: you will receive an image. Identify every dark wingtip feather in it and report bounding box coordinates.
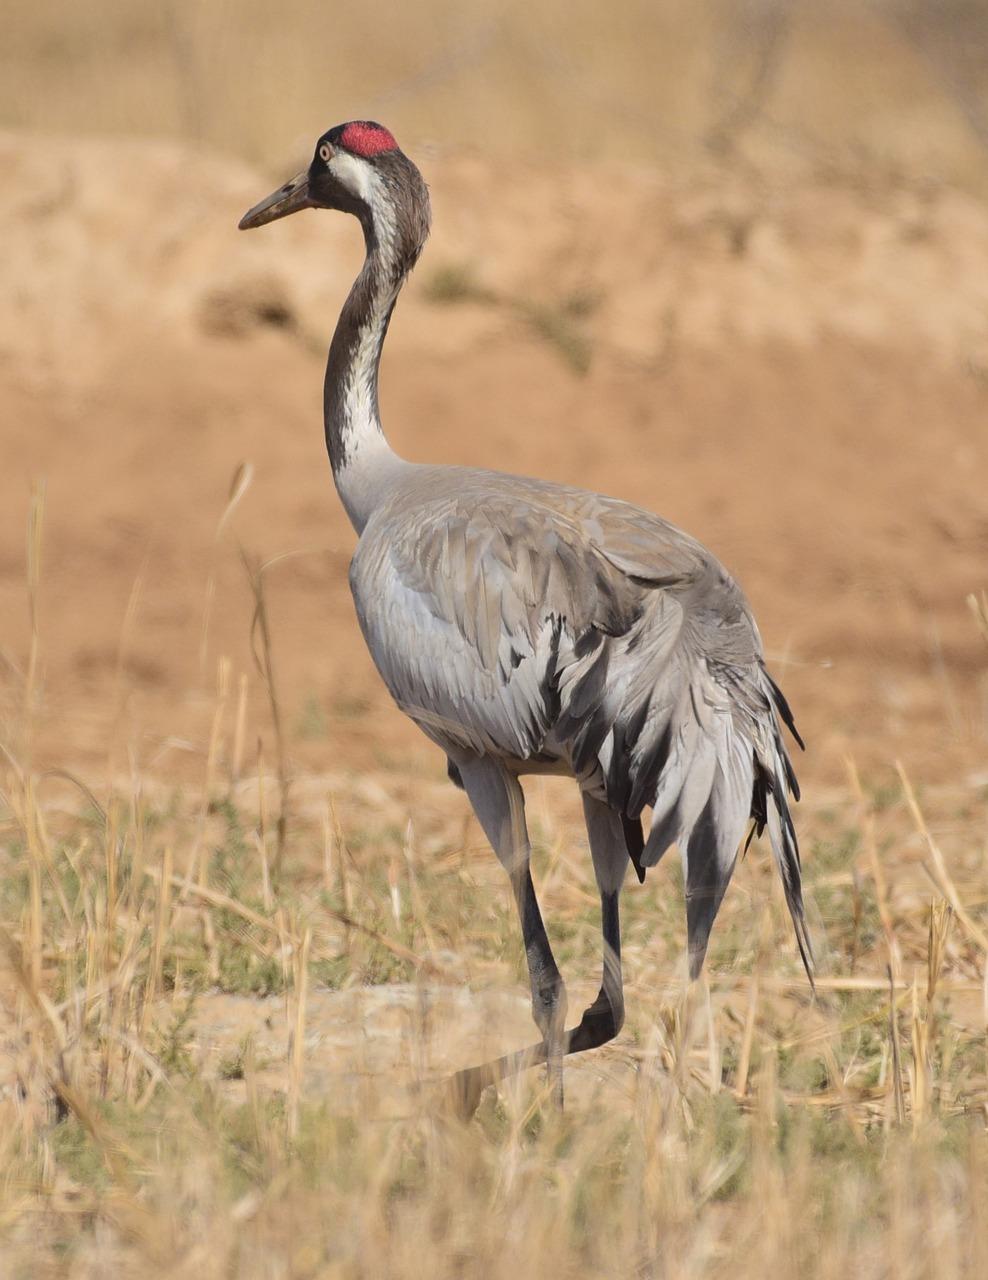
[765,669,805,752]
[622,815,647,884]
[782,868,815,990]
[775,802,815,991]
[797,924,816,994]
[682,793,735,981]
[752,681,813,990]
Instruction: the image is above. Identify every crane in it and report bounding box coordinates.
[239,121,811,1109]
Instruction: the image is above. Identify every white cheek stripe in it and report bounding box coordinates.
[329,151,380,206]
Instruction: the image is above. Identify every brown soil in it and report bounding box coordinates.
[1,131,987,793]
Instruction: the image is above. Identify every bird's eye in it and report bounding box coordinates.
[319,143,332,163]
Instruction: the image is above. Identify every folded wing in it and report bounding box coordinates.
[350,478,810,978]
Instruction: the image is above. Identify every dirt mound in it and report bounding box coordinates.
[0,131,986,786]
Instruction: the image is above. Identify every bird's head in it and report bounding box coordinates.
[238,121,430,252]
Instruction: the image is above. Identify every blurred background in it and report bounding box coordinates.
[8,0,988,179]
[2,0,988,786]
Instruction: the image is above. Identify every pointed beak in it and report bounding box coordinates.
[238,170,313,230]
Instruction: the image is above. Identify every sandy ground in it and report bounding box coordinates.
[186,984,632,1113]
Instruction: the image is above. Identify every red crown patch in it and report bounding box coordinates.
[339,122,399,158]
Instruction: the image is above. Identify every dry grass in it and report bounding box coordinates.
[0,528,986,1278]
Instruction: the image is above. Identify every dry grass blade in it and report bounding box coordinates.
[847,756,901,979]
[200,460,254,673]
[287,926,311,1142]
[231,670,249,787]
[24,480,45,691]
[896,760,988,952]
[241,548,290,875]
[888,964,907,1127]
[967,590,988,645]
[219,460,255,538]
[927,898,953,1005]
[910,977,929,1129]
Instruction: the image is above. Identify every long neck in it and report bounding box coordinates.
[323,206,417,533]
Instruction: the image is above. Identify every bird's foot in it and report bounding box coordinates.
[444,1064,491,1120]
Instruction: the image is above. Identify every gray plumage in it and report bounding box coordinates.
[240,121,811,1108]
[351,468,809,978]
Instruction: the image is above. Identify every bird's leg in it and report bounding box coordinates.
[566,794,627,1053]
[445,786,634,1116]
[566,889,624,1053]
[511,862,568,1106]
[445,889,624,1115]
[452,759,568,1109]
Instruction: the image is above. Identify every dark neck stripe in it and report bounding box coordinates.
[315,151,430,532]
[323,179,427,475]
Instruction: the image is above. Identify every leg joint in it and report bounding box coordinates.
[530,967,567,1040]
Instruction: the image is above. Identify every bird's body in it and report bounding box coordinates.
[351,466,797,895]
[240,121,810,1107]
